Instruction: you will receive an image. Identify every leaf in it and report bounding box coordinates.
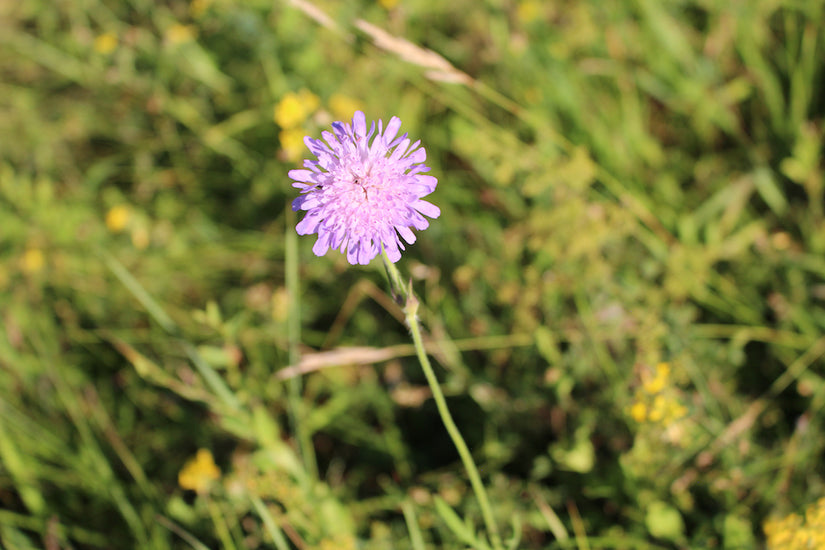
[723,514,756,549]
[753,167,788,216]
[645,501,685,541]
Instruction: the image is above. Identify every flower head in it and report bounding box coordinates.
[105,205,132,233]
[94,32,118,55]
[274,89,320,129]
[289,111,439,265]
[178,449,221,493]
[21,248,45,274]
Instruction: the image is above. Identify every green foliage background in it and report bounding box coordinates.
[1,0,825,548]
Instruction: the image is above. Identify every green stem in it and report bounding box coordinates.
[381,251,502,550]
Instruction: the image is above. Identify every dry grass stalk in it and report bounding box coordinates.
[355,19,472,85]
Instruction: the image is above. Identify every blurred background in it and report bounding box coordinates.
[1,0,825,548]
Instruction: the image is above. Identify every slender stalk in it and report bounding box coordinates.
[251,495,291,550]
[381,251,502,550]
[401,500,427,550]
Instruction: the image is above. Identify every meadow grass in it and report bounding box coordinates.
[1,0,825,548]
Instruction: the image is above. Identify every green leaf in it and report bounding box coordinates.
[723,514,756,549]
[645,501,685,541]
[753,167,788,216]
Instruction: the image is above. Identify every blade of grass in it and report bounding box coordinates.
[102,251,242,413]
[401,500,427,550]
[183,342,242,413]
[251,496,291,550]
[100,251,176,334]
[530,486,569,543]
[156,516,212,550]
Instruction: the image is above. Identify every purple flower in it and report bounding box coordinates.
[289,111,440,265]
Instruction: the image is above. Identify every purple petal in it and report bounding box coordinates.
[410,212,430,230]
[414,200,440,219]
[353,111,366,138]
[389,138,411,161]
[408,147,426,164]
[384,117,402,145]
[396,225,416,244]
[289,169,316,183]
[332,230,346,250]
[357,239,374,265]
[296,212,321,234]
[305,136,328,156]
[416,175,438,193]
[312,231,331,256]
[387,132,407,150]
[320,130,338,149]
[346,240,359,265]
[300,195,321,209]
[291,196,305,211]
[383,240,401,262]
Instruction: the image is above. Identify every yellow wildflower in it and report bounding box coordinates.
[807,497,825,525]
[629,362,688,428]
[378,0,398,9]
[765,498,825,549]
[166,24,197,45]
[629,401,647,423]
[94,32,118,54]
[642,362,670,394]
[106,205,131,233]
[671,402,688,420]
[648,394,666,423]
[274,89,319,129]
[516,0,543,24]
[279,127,308,162]
[179,449,221,493]
[328,93,365,122]
[21,248,45,273]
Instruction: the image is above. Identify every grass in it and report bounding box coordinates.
[1,0,825,548]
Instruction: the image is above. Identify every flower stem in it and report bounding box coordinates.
[381,252,502,550]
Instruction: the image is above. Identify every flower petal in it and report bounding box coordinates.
[384,117,402,145]
[410,212,430,230]
[416,175,438,193]
[296,212,321,234]
[383,240,401,262]
[357,239,375,265]
[288,169,315,182]
[312,231,331,256]
[414,200,440,219]
[353,111,366,138]
[291,195,307,211]
[396,225,416,244]
[408,147,426,164]
[346,240,360,265]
